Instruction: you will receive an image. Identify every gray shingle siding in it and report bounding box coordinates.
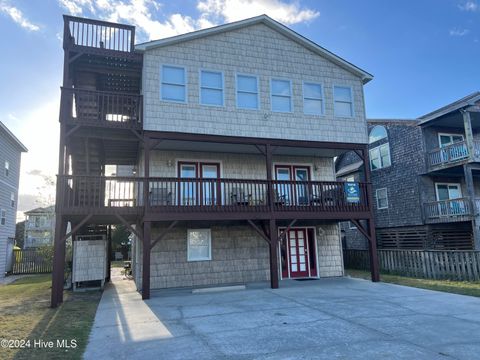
[337,120,425,249]
[0,130,23,277]
[142,23,368,144]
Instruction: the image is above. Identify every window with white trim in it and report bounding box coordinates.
[303,82,324,115]
[161,65,186,103]
[1,209,5,225]
[376,188,388,209]
[187,229,212,261]
[10,192,15,208]
[236,74,259,109]
[334,86,354,117]
[369,144,391,170]
[271,79,292,112]
[5,161,9,177]
[200,70,224,106]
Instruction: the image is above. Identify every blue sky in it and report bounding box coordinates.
[0,0,479,214]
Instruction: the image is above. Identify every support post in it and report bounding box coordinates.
[51,217,67,308]
[462,110,475,161]
[269,219,279,289]
[362,146,380,282]
[265,144,274,210]
[464,164,480,249]
[142,221,151,300]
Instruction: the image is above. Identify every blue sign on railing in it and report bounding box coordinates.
[345,182,360,203]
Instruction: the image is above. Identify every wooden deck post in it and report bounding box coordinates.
[363,146,380,282]
[142,221,151,300]
[51,217,67,308]
[269,219,279,289]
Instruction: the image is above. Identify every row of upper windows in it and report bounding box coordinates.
[160,65,355,117]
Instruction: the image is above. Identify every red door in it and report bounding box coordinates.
[287,229,309,278]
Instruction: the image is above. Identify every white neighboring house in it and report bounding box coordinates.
[24,206,56,248]
[0,121,27,276]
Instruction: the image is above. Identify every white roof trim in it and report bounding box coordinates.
[0,121,28,152]
[419,92,480,124]
[135,15,373,84]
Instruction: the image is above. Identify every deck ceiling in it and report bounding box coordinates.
[151,139,347,158]
[71,53,142,93]
[422,111,480,130]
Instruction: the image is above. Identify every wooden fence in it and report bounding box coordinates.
[344,249,480,281]
[11,248,53,275]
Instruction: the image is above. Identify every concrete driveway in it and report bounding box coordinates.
[85,271,480,360]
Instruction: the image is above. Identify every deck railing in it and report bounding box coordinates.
[61,88,142,127]
[59,176,370,214]
[64,15,135,52]
[424,197,473,223]
[427,141,469,169]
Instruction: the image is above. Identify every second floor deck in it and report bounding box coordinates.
[426,140,480,172]
[58,175,372,221]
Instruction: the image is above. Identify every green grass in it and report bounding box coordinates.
[0,275,101,360]
[346,269,480,297]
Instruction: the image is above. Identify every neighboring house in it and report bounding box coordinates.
[51,15,379,307]
[24,205,55,248]
[0,121,27,277]
[337,92,480,250]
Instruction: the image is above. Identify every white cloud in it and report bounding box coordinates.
[58,0,95,16]
[458,1,478,11]
[58,0,319,41]
[450,27,470,36]
[197,0,319,25]
[0,1,40,31]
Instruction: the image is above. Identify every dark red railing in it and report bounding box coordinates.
[61,88,142,128]
[64,15,135,52]
[59,176,370,215]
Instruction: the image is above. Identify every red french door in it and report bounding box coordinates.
[178,162,220,205]
[275,165,311,205]
[287,229,309,278]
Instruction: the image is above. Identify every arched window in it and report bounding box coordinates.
[369,125,388,144]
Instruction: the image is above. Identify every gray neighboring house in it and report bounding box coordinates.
[24,205,55,248]
[0,121,27,276]
[337,92,480,250]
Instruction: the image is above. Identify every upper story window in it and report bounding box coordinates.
[271,79,292,112]
[161,65,186,103]
[370,143,391,170]
[187,228,212,261]
[439,133,464,147]
[376,188,388,209]
[236,74,259,110]
[5,161,9,177]
[334,86,354,117]
[303,82,324,115]
[1,209,5,225]
[369,126,388,144]
[200,70,224,106]
[10,193,15,208]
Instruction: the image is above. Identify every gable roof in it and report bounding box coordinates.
[0,121,27,152]
[135,15,373,84]
[418,91,480,124]
[25,205,55,215]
